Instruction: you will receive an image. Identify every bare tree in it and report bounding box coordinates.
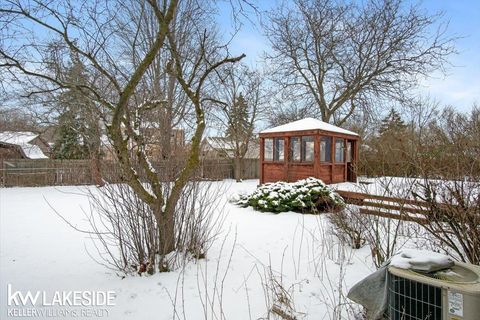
[118,0,202,160]
[360,101,480,179]
[85,179,227,274]
[414,178,480,265]
[209,63,265,181]
[264,0,456,125]
[266,100,318,128]
[0,0,244,270]
[0,106,38,131]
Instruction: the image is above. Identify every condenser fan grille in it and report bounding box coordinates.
[387,272,442,320]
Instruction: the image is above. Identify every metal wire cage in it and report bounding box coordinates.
[387,272,443,320]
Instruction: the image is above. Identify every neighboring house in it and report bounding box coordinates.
[201,136,259,159]
[100,125,186,161]
[142,124,186,158]
[0,131,50,160]
[170,128,186,150]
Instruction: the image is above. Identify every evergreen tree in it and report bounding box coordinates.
[371,107,414,175]
[224,93,253,182]
[52,55,101,167]
[379,108,407,136]
[226,93,249,140]
[52,111,88,159]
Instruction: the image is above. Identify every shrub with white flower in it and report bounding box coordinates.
[237,177,345,213]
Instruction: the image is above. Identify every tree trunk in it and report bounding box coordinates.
[153,202,175,272]
[90,152,104,186]
[322,110,331,123]
[234,156,242,182]
[160,211,175,255]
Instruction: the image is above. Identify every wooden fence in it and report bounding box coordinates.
[239,158,260,181]
[0,158,259,187]
[336,190,430,223]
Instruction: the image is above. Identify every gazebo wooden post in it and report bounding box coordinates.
[314,135,320,179]
[259,137,264,184]
[330,136,335,183]
[353,140,359,182]
[344,138,348,181]
[284,137,289,182]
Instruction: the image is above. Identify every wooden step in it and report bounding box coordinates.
[336,190,431,207]
[362,200,430,215]
[359,208,427,223]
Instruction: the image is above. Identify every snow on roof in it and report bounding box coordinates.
[260,118,358,136]
[0,131,38,145]
[0,131,48,159]
[204,137,259,159]
[206,137,235,150]
[19,144,48,159]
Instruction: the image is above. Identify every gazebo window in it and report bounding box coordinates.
[264,138,273,161]
[301,136,314,162]
[335,138,345,163]
[290,137,301,161]
[274,138,284,161]
[320,137,332,162]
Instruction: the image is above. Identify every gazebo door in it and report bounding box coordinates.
[346,140,355,182]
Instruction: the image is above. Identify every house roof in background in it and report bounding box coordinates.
[0,131,48,159]
[205,137,235,151]
[19,144,48,159]
[260,118,359,136]
[203,136,259,159]
[0,131,38,145]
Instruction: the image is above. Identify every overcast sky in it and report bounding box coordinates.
[218,0,480,113]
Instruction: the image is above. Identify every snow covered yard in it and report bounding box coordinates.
[1,180,376,319]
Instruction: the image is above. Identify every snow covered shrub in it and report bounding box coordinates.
[237,177,344,213]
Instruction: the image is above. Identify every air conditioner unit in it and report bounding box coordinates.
[387,262,480,320]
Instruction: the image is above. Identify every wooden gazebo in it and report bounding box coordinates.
[259,118,359,184]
